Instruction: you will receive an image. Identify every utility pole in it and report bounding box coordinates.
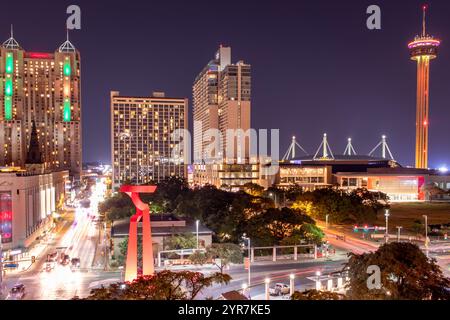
[325,214,329,229]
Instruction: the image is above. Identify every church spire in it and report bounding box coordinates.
[26,121,43,164]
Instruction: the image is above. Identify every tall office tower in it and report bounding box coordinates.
[0,28,82,177]
[193,46,251,164]
[408,6,441,169]
[111,91,188,189]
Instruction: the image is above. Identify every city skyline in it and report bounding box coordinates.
[1,0,450,169]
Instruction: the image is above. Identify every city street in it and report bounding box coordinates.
[2,181,113,300]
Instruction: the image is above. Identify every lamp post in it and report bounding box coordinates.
[325,214,330,229]
[196,220,199,249]
[384,209,390,243]
[289,273,295,296]
[242,283,248,297]
[396,226,402,242]
[265,278,270,300]
[315,271,321,291]
[423,215,429,257]
[118,266,124,282]
[242,234,251,297]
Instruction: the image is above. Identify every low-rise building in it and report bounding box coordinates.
[110,215,213,259]
[0,168,68,250]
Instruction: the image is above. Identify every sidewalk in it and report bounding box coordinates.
[3,210,72,276]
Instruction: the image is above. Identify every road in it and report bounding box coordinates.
[3,180,115,300]
[199,258,348,300]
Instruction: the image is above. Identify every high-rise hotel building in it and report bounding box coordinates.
[193,46,258,189]
[193,46,251,163]
[0,30,82,177]
[111,91,188,189]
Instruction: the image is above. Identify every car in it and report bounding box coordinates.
[71,258,81,269]
[269,283,290,296]
[61,254,70,265]
[9,284,26,300]
[47,252,58,262]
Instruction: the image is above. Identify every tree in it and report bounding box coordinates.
[291,289,345,300]
[245,207,319,246]
[205,243,243,273]
[189,251,209,265]
[83,270,231,300]
[164,233,197,250]
[292,187,385,224]
[421,183,447,202]
[345,242,450,300]
[243,183,264,197]
[117,236,142,266]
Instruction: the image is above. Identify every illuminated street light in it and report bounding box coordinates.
[315,271,321,291]
[242,234,252,297]
[265,278,271,300]
[196,220,199,249]
[396,226,403,242]
[289,274,295,296]
[423,215,429,257]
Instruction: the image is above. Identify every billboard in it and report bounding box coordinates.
[0,191,12,243]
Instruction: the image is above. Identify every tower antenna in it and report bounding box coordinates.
[10,24,13,38]
[422,4,427,37]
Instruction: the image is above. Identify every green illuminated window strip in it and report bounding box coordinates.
[64,58,71,76]
[5,77,13,96]
[6,53,14,74]
[4,96,12,120]
[63,99,71,122]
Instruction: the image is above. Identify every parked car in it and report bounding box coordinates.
[61,254,70,266]
[9,284,26,300]
[269,283,290,296]
[71,258,81,269]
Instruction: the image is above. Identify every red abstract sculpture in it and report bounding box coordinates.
[120,185,157,282]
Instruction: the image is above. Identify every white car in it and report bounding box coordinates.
[269,283,290,296]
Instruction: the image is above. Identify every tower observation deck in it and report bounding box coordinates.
[408,5,441,169]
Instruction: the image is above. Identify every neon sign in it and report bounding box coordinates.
[0,192,12,243]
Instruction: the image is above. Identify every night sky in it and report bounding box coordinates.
[3,0,450,168]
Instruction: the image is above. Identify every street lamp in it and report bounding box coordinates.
[396,226,402,242]
[196,220,199,249]
[118,266,124,282]
[315,271,321,291]
[289,273,295,296]
[325,214,330,229]
[241,283,248,297]
[265,278,271,300]
[423,215,429,257]
[242,234,251,297]
[384,209,390,243]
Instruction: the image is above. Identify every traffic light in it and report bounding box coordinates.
[364,225,369,232]
[31,256,36,264]
[353,226,359,233]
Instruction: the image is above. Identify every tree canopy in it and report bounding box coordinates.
[83,270,231,300]
[292,187,388,224]
[345,242,450,300]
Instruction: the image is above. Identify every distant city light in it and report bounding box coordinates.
[438,166,448,173]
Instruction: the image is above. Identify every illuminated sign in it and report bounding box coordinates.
[0,191,12,244]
